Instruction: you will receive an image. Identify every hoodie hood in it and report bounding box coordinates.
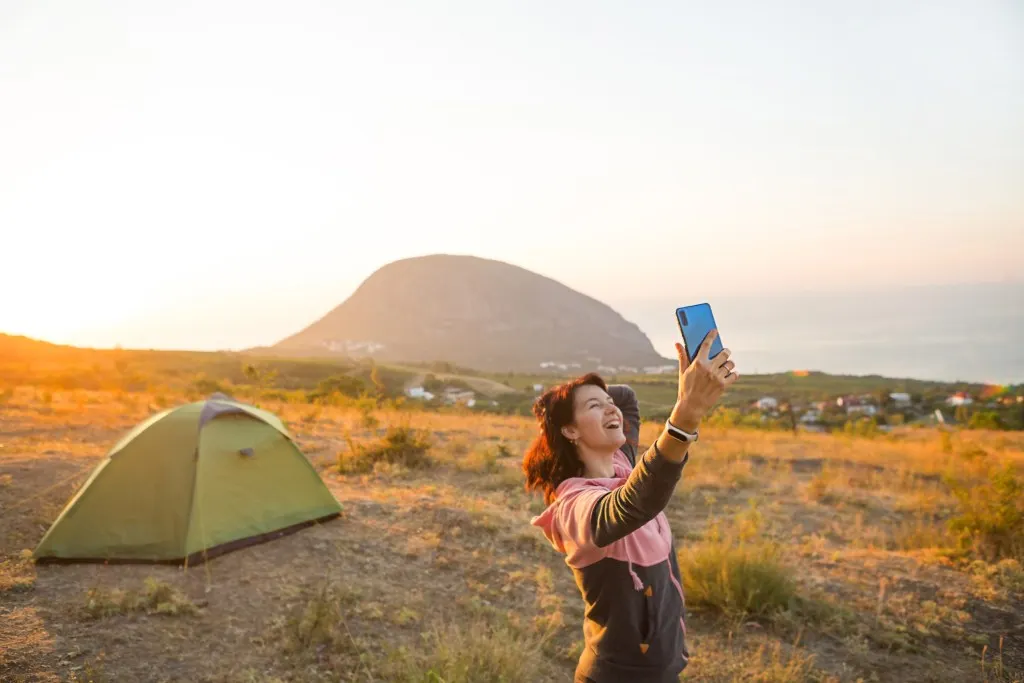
[530,450,634,564]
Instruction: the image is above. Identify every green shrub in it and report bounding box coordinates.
[843,417,880,438]
[309,375,368,403]
[282,582,360,653]
[947,463,1024,562]
[744,641,818,683]
[392,622,545,683]
[339,425,434,473]
[457,446,500,474]
[968,411,1003,430]
[189,374,227,396]
[679,536,796,619]
[84,578,197,619]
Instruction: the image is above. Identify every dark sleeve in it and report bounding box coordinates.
[590,442,688,548]
[607,384,641,467]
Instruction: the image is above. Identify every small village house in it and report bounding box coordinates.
[837,395,878,416]
[404,386,435,401]
[442,388,476,406]
[947,392,974,407]
[889,392,911,407]
[800,409,822,424]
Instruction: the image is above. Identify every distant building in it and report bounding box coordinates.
[838,395,878,416]
[323,339,386,354]
[889,392,912,407]
[849,405,878,416]
[755,397,779,411]
[532,384,544,393]
[442,388,476,405]
[404,387,435,401]
[947,392,974,407]
[800,409,822,424]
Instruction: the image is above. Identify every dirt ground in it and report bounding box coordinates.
[1,388,1022,682]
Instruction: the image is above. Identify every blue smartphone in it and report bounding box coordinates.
[676,303,724,364]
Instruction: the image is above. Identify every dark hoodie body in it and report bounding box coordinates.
[531,385,689,683]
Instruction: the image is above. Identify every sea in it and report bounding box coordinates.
[619,281,1024,386]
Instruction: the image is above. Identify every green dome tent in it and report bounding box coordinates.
[34,393,341,565]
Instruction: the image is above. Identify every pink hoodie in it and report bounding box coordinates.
[531,447,689,682]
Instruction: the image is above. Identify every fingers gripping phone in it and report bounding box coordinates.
[676,303,724,364]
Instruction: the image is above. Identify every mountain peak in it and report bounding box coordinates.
[274,254,669,373]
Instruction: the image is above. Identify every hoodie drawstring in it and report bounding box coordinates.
[627,559,644,591]
[669,570,688,638]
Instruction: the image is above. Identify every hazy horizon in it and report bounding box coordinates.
[4,268,1021,386]
[2,2,1022,382]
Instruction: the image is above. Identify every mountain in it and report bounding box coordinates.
[0,333,76,357]
[271,254,672,373]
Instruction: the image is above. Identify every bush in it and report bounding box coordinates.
[705,407,742,429]
[309,375,368,403]
[282,582,360,654]
[947,463,1024,562]
[679,535,796,619]
[745,641,818,683]
[187,375,228,398]
[84,578,198,619]
[339,425,434,473]
[457,446,500,474]
[968,411,1003,430]
[391,622,546,683]
[843,417,881,438]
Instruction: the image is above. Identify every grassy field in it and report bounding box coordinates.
[1,349,1023,681]
[3,333,1007,418]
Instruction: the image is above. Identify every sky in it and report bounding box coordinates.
[1,0,1022,357]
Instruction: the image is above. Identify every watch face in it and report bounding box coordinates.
[667,424,695,442]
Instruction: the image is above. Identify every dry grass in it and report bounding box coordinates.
[337,424,435,473]
[1,386,1023,682]
[680,537,796,620]
[83,578,199,619]
[388,621,550,682]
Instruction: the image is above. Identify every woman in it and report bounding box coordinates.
[524,330,737,683]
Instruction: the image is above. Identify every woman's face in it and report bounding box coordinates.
[562,384,626,452]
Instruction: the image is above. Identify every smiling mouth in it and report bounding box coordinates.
[604,421,621,430]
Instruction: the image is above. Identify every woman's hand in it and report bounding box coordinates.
[670,329,738,431]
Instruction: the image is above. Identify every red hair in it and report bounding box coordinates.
[522,373,608,505]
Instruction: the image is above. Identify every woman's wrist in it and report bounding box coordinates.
[669,400,702,433]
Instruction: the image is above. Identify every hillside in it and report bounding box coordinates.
[3,332,1010,415]
[271,254,671,373]
[2,388,1022,681]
